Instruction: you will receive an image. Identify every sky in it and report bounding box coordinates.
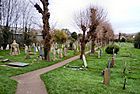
[32,0,140,34]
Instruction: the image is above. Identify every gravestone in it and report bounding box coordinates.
[99,48,102,56]
[64,47,67,56]
[103,68,110,85]
[76,41,79,52]
[10,40,20,55]
[52,47,57,61]
[7,62,29,67]
[28,45,32,52]
[110,48,115,67]
[57,49,60,55]
[0,46,3,50]
[82,55,87,67]
[6,44,10,50]
[39,45,44,59]
[33,43,37,54]
[73,43,76,51]
[24,44,28,54]
[59,48,63,58]
[98,51,100,58]
[2,59,10,62]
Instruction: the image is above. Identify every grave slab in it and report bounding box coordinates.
[7,62,29,67]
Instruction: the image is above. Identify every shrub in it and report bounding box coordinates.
[134,32,140,49]
[105,44,120,54]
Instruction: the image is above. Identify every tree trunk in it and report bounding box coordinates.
[91,39,95,53]
[80,31,86,59]
[34,0,51,61]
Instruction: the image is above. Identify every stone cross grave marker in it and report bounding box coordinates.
[82,55,87,68]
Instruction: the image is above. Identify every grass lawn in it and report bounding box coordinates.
[41,43,140,94]
[0,49,77,94]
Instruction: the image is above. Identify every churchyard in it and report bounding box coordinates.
[41,43,140,94]
[0,0,140,94]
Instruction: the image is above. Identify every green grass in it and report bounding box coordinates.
[41,43,140,94]
[0,49,78,94]
[0,76,17,94]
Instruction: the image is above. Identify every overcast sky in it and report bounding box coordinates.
[33,0,140,34]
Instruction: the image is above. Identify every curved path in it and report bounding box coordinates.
[11,52,89,94]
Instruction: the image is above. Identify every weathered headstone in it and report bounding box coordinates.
[64,47,67,56]
[111,56,115,67]
[52,47,57,61]
[57,48,60,55]
[59,48,63,58]
[6,44,10,50]
[98,51,100,58]
[82,55,87,67]
[24,44,28,54]
[10,40,20,55]
[73,43,76,51]
[76,41,79,52]
[111,48,115,67]
[28,45,32,52]
[99,48,102,56]
[39,45,44,59]
[0,46,3,50]
[33,43,37,54]
[103,68,110,85]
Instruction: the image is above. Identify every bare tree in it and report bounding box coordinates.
[74,9,90,58]
[1,0,21,49]
[88,6,107,53]
[34,0,51,61]
[102,22,114,45]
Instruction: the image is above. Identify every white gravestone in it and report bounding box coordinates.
[33,43,36,54]
[57,49,60,55]
[24,44,28,54]
[6,44,10,50]
[82,55,87,67]
[1,46,3,50]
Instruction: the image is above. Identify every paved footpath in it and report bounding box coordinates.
[11,52,89,94]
